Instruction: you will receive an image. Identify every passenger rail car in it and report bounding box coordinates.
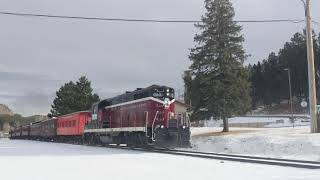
[56,111,91,142]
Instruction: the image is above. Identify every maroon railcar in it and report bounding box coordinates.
[21,125,30,138]
[84,85,190,147]
[9,127,21,139]
[40,118,57,140]
[30,121,42,139]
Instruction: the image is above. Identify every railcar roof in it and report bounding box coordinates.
[56,111,91,118]
[98,85,173,107]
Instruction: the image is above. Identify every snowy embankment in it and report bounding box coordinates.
[1,139,320,180]
[190,126,320,161]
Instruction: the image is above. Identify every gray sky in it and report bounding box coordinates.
[0,0,319,116]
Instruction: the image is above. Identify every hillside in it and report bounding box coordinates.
[0,104,47,128]
[0,104,14,116]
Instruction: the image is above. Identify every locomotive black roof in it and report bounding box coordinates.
[97,85,174,108]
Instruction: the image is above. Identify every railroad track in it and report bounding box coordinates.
[105,145,320,169]
[13,139,320,169]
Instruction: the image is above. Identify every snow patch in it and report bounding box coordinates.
[190,126,320,161]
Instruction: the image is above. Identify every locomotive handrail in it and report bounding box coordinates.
[145,111,149,137]
[151,111,159,141]
[186,113,191,127]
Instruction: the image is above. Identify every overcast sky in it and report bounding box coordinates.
[0,0,319,116]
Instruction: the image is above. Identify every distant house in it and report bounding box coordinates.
[175,100,189,115]
[175,100,192,125]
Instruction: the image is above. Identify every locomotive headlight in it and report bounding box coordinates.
[166,93,170,96]
[161,125,164,128]
[164,98,170,109]
[166,89,170,92]
[183,126,186,129]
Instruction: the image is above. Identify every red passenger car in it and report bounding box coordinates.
[57,111,91,137]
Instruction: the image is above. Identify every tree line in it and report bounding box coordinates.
[249,31,320,108]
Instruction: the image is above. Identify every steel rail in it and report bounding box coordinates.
[158,148,320,165]
[102,145,320,169]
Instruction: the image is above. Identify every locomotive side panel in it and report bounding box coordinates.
[104,99,166,130]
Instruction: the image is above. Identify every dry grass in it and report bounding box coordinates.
[193,130,256,138]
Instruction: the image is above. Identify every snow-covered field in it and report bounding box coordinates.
[190,126,320,161]
[201,116,310,128]
[1,139,320,180]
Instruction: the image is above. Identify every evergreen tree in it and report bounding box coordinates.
[49,76,100,117]
[183,70,193,107]
[249,62,264,108]
[186,0,251,132]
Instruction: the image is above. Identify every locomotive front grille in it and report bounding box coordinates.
[168,119,178,128]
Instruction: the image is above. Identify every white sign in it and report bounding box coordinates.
[301,101,308,108]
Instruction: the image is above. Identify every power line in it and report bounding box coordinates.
[0,11,306,24]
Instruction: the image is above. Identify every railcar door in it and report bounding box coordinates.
[90,104,99,129]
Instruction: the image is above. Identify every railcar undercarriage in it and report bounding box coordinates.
[82,127,190,148]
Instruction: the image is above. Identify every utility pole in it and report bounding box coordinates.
[303,0,319,133]
[285,68,294,128]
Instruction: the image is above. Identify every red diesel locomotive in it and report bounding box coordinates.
[10,85,191,147]
[84,85,190,146]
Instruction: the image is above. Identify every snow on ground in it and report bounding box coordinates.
[1,139,320,180]
[190,126,320,161]
[202,116,310,128]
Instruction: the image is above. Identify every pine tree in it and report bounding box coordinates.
[186,0,251,132]
[249,62,264,108]
[49,76,100,117]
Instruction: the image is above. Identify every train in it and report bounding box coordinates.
[10,85,191,147]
